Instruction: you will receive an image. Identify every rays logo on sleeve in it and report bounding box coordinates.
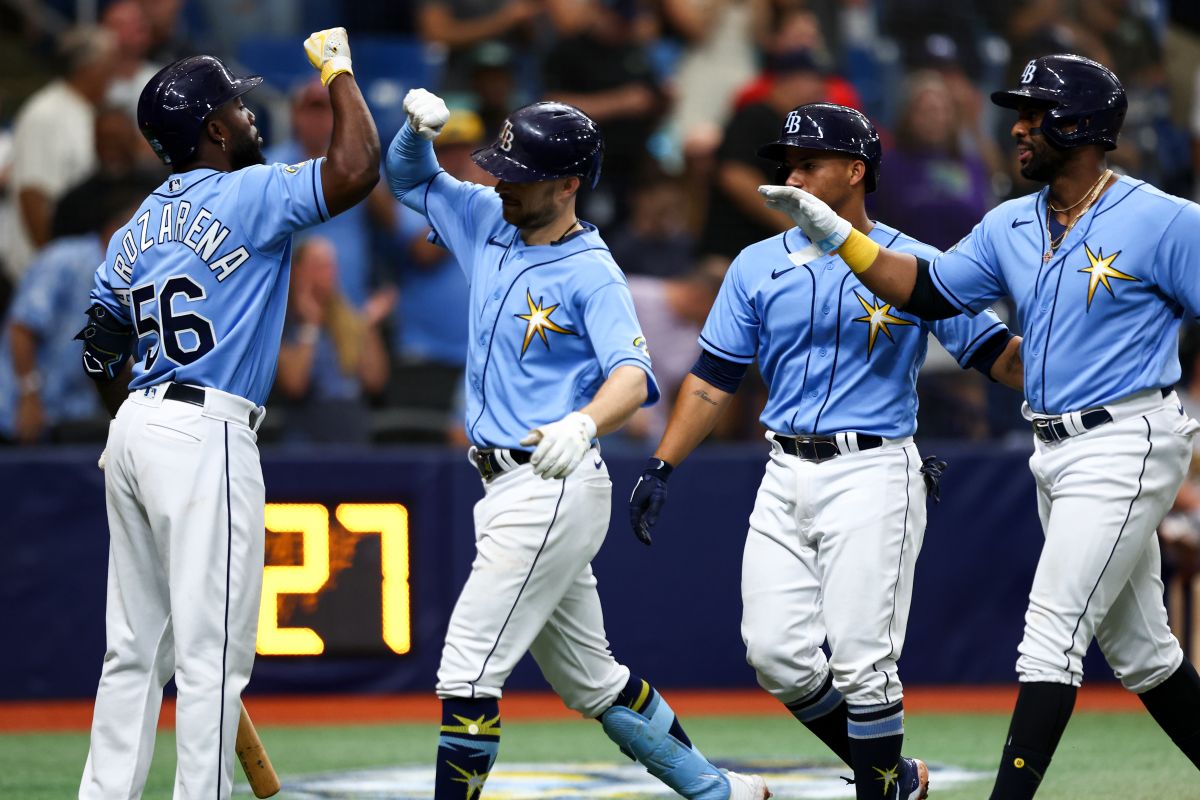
[515,290,576,356]
[1077,243,1135,310]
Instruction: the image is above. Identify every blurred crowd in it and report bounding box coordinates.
[2,0,1200,449]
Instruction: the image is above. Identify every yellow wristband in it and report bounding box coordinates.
[320,58,353,87]
[836,229,880,274]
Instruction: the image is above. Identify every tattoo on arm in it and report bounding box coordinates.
[692,388,719,406]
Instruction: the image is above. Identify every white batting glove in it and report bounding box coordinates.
[520,412,597,480]
[97,447,107,471]
[758,185,852,256]
[404,88,450,140]
[304,27,354,87]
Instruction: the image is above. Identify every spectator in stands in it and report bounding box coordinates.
[699,48,825,260]
[0,184,146,445]
[52,106,164,239]
[102,0,161,120]
[266,78,397,308]
[0,26,117,293]
[275,237,392,445]
[870,71,994,250]
[543,0,669,226]
[468,42,521,141]
[607,170,695,278]
[418,0,540,94]
[1161,325,1200,601]
[625,257,724,441]
[137,0,196,63]
[388,110,484,424]
[660,0,763,146]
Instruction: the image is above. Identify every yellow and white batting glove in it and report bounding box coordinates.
[758,185,852,257]
[304,27,354,87]
[404,88,450,140]
[520,411,597,480]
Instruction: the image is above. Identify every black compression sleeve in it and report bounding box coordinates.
[964,330,1013,380]
[690,349,749,393]
[902,258,962,320]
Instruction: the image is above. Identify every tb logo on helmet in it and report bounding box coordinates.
[1020,60,1038,85]
[498,120,515,152]
[783,111,803,135]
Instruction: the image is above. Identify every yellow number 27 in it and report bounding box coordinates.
[257,502,411,656]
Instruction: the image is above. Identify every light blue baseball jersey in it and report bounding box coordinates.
[0,235,105,437]
[90,159,330,406]
[385,123,658,449]
[929,174,1200,414]
[701,222,1006,437]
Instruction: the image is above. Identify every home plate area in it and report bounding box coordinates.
[264,759,987,798]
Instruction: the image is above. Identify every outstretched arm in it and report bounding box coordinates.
[758,185,940,314]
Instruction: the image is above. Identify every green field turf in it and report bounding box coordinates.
[2,711,1194,799]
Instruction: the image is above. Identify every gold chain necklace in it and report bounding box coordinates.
[1043,169,1112,263]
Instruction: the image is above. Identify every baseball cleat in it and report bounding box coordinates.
[899,756,929,800]
[724,769,771,799]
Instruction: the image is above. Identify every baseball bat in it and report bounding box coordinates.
[236,701,281,798]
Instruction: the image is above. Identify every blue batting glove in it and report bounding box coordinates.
[629,458,673,546]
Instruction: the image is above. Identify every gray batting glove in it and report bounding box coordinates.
[520,411,597,480]
[404,88,449,140]
[758,185,852,256]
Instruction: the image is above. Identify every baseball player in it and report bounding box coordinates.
[385,91,769,799]
[759,55,1200,798]
[630,103,1023,800]
[75,31,379,799]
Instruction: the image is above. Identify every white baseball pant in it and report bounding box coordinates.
[436,450,629,718]
[741,434,927,707]
[80,383,265,800]
[1018,389,1199,691]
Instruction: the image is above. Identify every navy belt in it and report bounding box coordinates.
[773,432,883,463]
[1031,387,1171,444]
[164,383,260,428]
[470,448,532,481]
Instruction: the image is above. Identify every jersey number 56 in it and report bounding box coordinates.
[130,275,217,369]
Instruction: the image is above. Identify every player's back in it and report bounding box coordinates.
[94,159,331,406]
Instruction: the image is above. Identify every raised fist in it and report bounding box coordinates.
[404,88,450,141]
[305,27,354,87]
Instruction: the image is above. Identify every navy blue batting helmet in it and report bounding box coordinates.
[471,101,604,187]
[757,103,882,192]
[991,53,1126,151]
[137,55,262,166]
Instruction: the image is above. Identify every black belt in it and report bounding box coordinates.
[163,383,260,428]
[1031,408,1112,443]
[471,448,532,481]
[1031,388,1171,444]
[773,432,883,463]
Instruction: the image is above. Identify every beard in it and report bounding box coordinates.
[500,194,559,230]
[1019,138,1067,183]
[229,131,266,171]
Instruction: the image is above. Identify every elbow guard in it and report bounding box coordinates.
[75,304,133,381]
[903,259,962,320]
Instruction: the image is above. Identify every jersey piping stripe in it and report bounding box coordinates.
[311,163,327,223]
[151,170,221,199]
[469,478,568,693]
[1060,417,1153,671]
[421,171,450,248]
[928,266,974,316]
[698,335,754,362]
[811,271,851,433]
[466,248,613,445]
[877,445,913,705]
[217,420,232,798]
[959,321,1005,365]
[1036,254,1070,414]
[787,265,818,435]
[1091,179,1144,219]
